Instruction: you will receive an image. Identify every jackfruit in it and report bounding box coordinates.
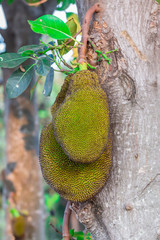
[39,122,112,202]
[12,216,26,238]
[51,74,71,115]
[52,70,110,163]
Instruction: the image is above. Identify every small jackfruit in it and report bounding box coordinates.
[12,216,26,238]
[39,122,112,202]
[52,70,110,163]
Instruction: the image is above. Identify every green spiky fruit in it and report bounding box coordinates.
[52,70,110,163]
[39,122,112,202]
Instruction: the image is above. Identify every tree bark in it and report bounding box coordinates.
[75,0,160,239]
[1,1,57,240]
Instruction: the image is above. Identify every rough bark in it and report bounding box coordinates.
[1,1,57,240]
[75,0,160,239]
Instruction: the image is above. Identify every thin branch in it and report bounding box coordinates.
[62,201,71,240]
[78,3,101,64]
[50,223,62,236]
[65,29,82,46]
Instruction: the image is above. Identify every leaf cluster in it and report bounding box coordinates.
[0,14,81,99]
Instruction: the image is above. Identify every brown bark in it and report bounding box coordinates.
[1,1,57,240]
[75,0,160,239]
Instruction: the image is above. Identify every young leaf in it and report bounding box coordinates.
[6,65,35,98]
[28,15,71,40]
[67,13,81,32]
[0,53,29,68]
[36,57,51,76]
[43,67,54,96]
[18,44,44,54]
[59,18,77,56]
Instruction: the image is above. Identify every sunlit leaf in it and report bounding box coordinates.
[0,53,29,68]
[28,15,71,40]
[36,57,51,76]
[6,65,35,98]
[43,67,54,96]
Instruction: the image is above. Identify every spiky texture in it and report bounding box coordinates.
[52,70,110,163]
[39,123,112,202]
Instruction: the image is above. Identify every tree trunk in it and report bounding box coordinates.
[74,1,160,239]
[1,1,57,239]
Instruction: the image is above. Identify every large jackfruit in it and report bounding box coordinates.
[39,122,112,202]
[52,70,110,163]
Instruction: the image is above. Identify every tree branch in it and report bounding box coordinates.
[62,201,71,240]
[71,201,111,240]
[78,3,101,64]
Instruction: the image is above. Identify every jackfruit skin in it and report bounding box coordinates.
[39,122,112,202]
[51,74,71,115]
[52,70,110,163]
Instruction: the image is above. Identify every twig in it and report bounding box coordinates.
[62,201,71,240]
[78,3,101,64]
[65,29,82,46]
[50,223,62,236]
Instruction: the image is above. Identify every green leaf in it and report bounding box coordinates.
[0,0,3,3]
[17,44,44,54]
[28,15,71,40]
[69,229,74,238]
[21,50,34,56]
[45,193,60,211]
[57,0,75,11]
[38,109,48,119]
[74,231,84,238]
[7,0,14,4]
[0,53,29,68]
[85,232,92,240]
[59,18,77,56]
[6,65,35,98]
[36,57,51,76]
[156,0,160,3]
[66,12,74,18]
[10,208,20,218]
[43,67,54,96]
